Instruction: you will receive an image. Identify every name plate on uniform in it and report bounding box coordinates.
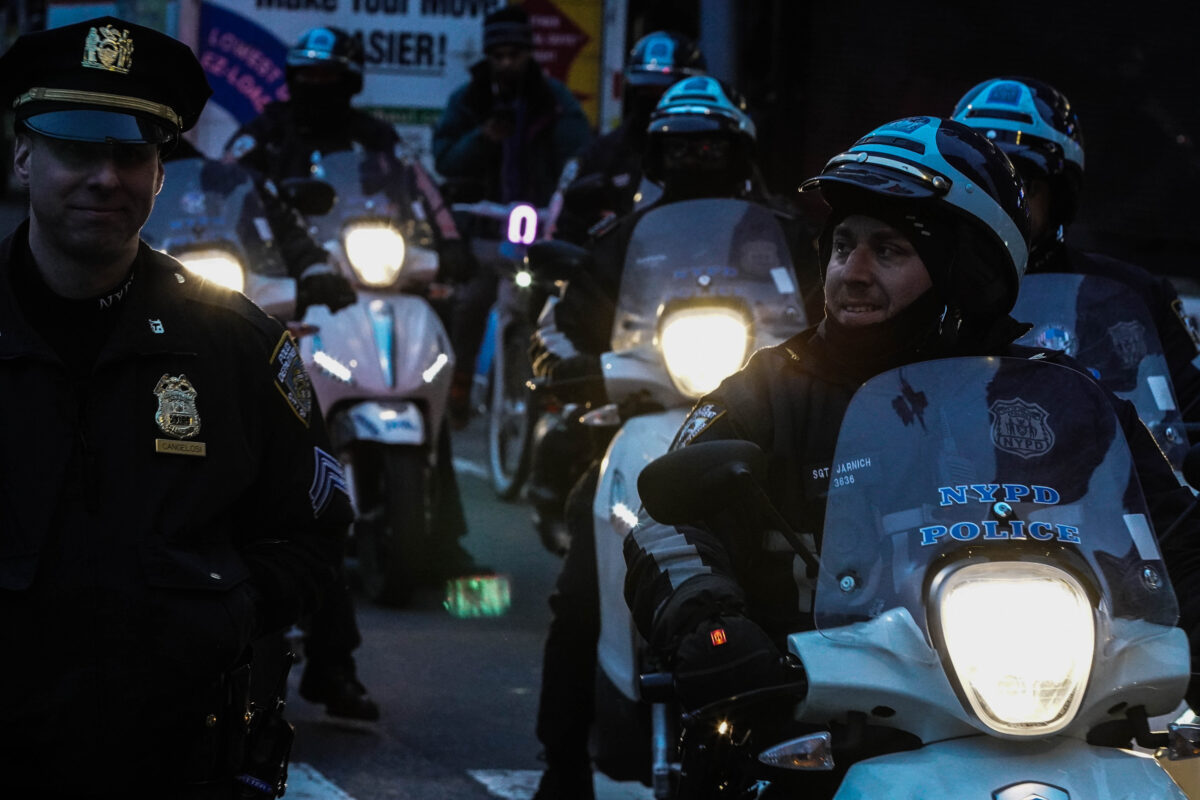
[155,438,208,457]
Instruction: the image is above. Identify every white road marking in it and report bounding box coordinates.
[468,769,655,799]
[453,456,491,481]
[285,763,356,800]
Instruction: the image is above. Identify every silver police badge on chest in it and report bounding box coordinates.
[154,374,207,456]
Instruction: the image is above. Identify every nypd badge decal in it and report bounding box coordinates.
[989,398,1054,459]
[154,374,207,456]
[271,331,314,426]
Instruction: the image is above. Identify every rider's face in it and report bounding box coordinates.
[824,215,932,328]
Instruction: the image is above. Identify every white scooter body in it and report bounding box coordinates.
[300,288,454,449]
[788,609,1189,797]
[590,198,812,705]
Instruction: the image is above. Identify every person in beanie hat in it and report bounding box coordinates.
[0,18,349,795]
[432,2,591,428]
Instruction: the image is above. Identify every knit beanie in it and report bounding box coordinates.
[483,6,533,52]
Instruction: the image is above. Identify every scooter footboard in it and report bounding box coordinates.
[593,409,688,702]
[833,736,1186,799]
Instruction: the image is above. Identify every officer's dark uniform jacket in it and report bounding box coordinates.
[1028,241,1200,420]
[0,221,350,781]
[623,309,1200,658]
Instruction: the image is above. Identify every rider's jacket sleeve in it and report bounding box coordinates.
[253,177,330,280]
[623,345,802,655]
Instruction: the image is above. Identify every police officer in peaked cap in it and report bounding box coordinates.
[0,18,351,795]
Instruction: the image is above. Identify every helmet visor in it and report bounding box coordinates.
[800,153,949,199]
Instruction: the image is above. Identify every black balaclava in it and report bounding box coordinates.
[289,73,355,132]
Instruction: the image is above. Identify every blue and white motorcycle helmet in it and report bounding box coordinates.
[952,77,1084,227]
[801,116,1031,319]
[643,76,756,183]
[287,27,365,94]
[624,31,706,88]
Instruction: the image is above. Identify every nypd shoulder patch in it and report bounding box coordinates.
[271,331,314,426]
[670,402,726,450]
[310,447,349,517]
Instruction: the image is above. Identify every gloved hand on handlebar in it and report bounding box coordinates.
[672,614,786,712]
[297,265,357,315]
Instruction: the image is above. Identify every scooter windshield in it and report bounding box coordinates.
[144,156,289,277]
[814,357,1179,652]
[611,198,807,353]
[304,150,405,241]
[1013,273,1187,469]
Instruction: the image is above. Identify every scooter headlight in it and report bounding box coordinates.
[659,306,750,398]
[934,561,1094,736]
[177,248,245,293]
[344,222,406,287]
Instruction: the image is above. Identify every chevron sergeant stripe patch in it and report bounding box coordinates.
[310,447,349,517]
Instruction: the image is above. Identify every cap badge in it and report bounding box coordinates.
[154,374,202,439]
[82,24,134,74]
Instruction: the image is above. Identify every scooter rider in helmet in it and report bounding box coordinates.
[952,77,1200,422]
[552,30,707,244]
[527,77,820,800]
[226,27,468,285]
[226,27,474,722]
[622,116,1200,796]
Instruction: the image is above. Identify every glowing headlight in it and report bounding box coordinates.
[343,223,405,287]
[178,249,245,292]
[660,306,750,398]
[936,562,1094,736]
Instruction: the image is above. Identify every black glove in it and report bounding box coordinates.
[672,615,785,712]
[297,269,357,315]
[548,353,602,385]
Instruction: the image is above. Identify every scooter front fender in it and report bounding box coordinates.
[593,408,689,702]
[833,736,1186,799]
[300,290,454,435]
[329,400,425,448]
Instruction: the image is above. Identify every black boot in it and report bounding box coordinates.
[531,760,594,800]
[299,660,381,721]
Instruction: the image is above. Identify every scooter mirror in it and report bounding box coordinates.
[638,439,767,525]
[525,239,595,283]
[279,177,337,216]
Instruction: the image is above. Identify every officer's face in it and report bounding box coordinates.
[825,215,932,328]
[14,130,164,266]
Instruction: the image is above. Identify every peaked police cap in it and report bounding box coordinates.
[0,16,211,145]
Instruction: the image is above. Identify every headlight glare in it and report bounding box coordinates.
[936,562,1093,736]
[344,223,405,287]
[660,307,749,398]
[178,249,245,293]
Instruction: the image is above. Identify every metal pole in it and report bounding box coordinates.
[698,0,738,86]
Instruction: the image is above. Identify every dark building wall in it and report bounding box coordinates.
[631,0,1200,273]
